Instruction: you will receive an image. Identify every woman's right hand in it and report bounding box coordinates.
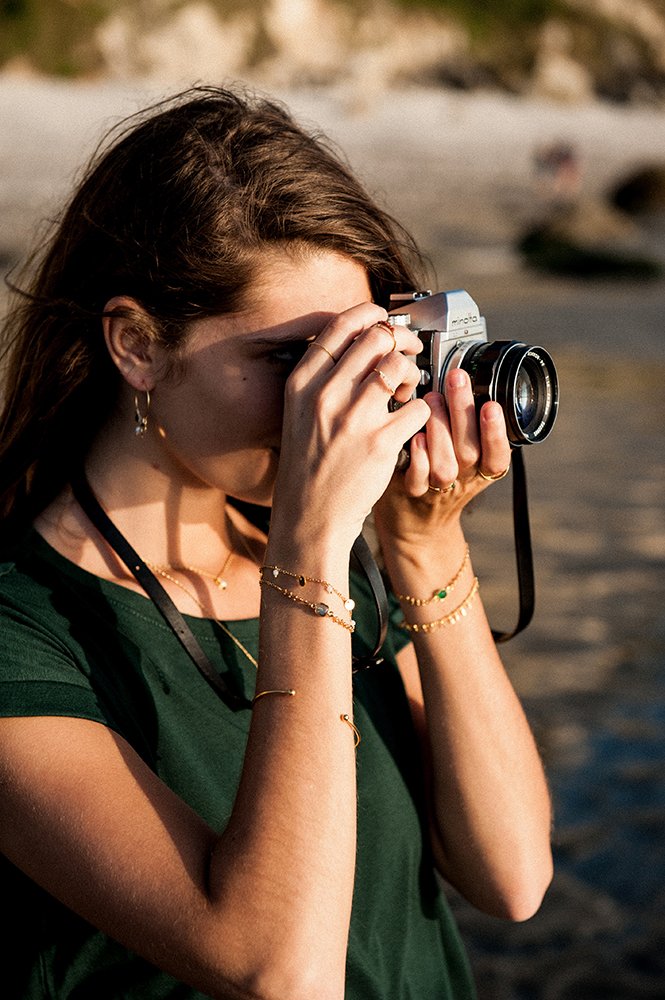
[270,303,430,551]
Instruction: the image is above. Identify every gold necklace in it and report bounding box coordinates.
[148,564,258,670]
[148,546,234,592]
[230,516,264,568]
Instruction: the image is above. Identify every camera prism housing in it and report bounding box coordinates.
[389,289,559,446]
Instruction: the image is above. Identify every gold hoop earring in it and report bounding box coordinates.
[134,389,151,436]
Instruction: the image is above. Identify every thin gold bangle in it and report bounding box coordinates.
[340,713,361,748]
[252,688,296,705]
[400,577,480,633]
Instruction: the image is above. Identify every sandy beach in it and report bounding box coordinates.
[1,77,664,999]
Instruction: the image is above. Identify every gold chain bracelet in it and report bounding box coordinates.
[395,545,470,606]
[400,577,480,633]
[261,564,355,612]
[260,577,356,633]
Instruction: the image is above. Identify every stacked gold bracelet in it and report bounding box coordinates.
[259,565,356,633]
[261,565,355,612]
[400,577,480,633]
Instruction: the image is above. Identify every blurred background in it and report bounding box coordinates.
[1,2,664,997]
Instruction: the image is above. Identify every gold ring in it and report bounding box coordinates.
[373,367,396,395]
[429,481,456,494]
[477,465,510,482]
[307,341,337,364]
[375,319,397,352]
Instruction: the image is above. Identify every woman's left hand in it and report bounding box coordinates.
[374,368,512,549]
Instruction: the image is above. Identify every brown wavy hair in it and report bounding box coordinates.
[0,85,427,539]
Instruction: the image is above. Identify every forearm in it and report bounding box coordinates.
[387,523,553,920]
[212,536,357,996]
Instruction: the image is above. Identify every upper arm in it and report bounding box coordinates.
[0,714,241,996]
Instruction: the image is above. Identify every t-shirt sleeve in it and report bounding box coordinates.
[0,596,107,724]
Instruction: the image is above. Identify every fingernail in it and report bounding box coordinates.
[447,369,466,389]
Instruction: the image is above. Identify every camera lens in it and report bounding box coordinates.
[458,341,559,446]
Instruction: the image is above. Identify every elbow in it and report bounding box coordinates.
[205,942,344,1000]
[488,853,554,923]
[227,965,342,1000]
[179,926,344,1000]
[445,847,553,923]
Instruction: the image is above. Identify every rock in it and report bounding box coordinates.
[611,164,665,214]
[95,2,257,81]
[530,20,595,103]
[518,196,663,278]
[543,197,642,249]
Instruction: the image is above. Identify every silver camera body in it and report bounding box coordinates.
[389,289,558,447]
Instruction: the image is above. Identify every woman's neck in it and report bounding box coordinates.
[84,417,235,564]
[33,416,267,619]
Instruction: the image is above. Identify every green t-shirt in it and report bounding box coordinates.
[0,532,476,1000]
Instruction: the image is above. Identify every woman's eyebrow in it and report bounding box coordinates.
[247,332,317,346]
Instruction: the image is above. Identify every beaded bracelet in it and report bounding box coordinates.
[395,545,470,607]
[260,576,356,633]
[261,564,356,612]
[400,577,480,633]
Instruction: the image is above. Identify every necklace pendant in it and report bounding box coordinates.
[214,577,228,590]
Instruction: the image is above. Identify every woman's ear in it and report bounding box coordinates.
[102,296,164,392]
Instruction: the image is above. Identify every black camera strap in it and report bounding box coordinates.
[491,447,535,643]
[71,471,252,711]
[70,472,389,709]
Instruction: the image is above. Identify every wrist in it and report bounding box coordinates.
[380,521,469,587]
[264,526,352,604]
[391,540,475,625]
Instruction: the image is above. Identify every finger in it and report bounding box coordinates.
[305,341,337,367]
[444,369,480,476]
[477,401,512,478]
[336,322,422,380]
[422,391,458,488]
[387,398,431,450]
[310,305,419,361]
[300,307,421,383]
[368,352,421,404]
[403,431,431,497]
[297,302,390,375]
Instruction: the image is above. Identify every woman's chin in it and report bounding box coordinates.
[227,449,278,507]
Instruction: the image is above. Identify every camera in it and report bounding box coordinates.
[389,290,558,446]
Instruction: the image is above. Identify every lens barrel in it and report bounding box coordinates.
[458,341,559,446]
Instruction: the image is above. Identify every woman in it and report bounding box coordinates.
[0,86,552,999]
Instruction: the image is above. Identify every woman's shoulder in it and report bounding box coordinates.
[0,528,81,610]
[0,530,55,610]
[0,529,125,670]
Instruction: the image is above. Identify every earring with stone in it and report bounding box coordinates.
[134,389,151,436]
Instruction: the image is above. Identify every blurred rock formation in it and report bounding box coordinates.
[1,0,665,106]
